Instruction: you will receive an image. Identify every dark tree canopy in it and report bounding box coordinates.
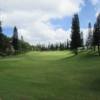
[70,14,81,54]
[0,21,3,33]
[86,22,93,49]
[12,26,19,51]
[0,21,4,51]
[0,20,32,56]
[93,14,100,45]
[93,13,100,55]
[0,21,9,54]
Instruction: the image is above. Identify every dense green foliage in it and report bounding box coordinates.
[93,14,100,55]
[0,21,8,53]
[32,43,68,51]
[0,22,32,56]
[12,27,19,51]
[70,14,82,55]
[0,51,100,100]
[86,22,93,49]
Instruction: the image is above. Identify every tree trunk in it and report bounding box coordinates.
[98,44,100,56]
[74,49,78,55]
[93,46,96,52]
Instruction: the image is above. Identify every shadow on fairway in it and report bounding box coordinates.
[60,55,76,61]
[77,52,100,62]
[89,78,100,91]
[58,51,100,93]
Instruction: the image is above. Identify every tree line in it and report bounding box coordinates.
[32,42,70,51]
[0,13,100,56]
[0,21,32,56]
[33,13,100,56]
[70,13,100,55]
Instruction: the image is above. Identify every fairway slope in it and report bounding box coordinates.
[0,51,100,100]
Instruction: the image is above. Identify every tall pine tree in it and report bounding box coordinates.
[93,13,100,55]
[86,22,93,49]
[70,14,81,55]
[0,21,5,52]
[0,21,3,52]
[12,26,19,51]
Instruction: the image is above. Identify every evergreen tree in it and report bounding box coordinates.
[0,21,9,55]
[93,23,97,51]
[86,22,93,49]
[12,26,19,51]
[80,31,84,48]
[0,21,2,33]
[0,21,5,52]
[93,13,100,55]
[70,14,81,55]
[0,21,4,52]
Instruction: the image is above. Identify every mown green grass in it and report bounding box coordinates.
[0,51,100,100]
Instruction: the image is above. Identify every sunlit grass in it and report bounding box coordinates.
[0,51,100,100]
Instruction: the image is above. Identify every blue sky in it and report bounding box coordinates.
[3,27,13,36]
[50,0,96,30]
[0,0,100,44]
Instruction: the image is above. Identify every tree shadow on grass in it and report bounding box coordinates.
[58,51,98,62]
[78,51,100,61]
[62,55,76,60]
[78,51,100,92]
[90,79,100,91]
[64,50,100,60]
[57,51,100,93]
[58,55,76,62]
[85,77,100,92]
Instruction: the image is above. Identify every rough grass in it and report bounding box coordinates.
[0,51,100,100]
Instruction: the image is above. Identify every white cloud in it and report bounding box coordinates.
[0,0,84,44]
[90,0,100,16]
[91,0,99,5]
